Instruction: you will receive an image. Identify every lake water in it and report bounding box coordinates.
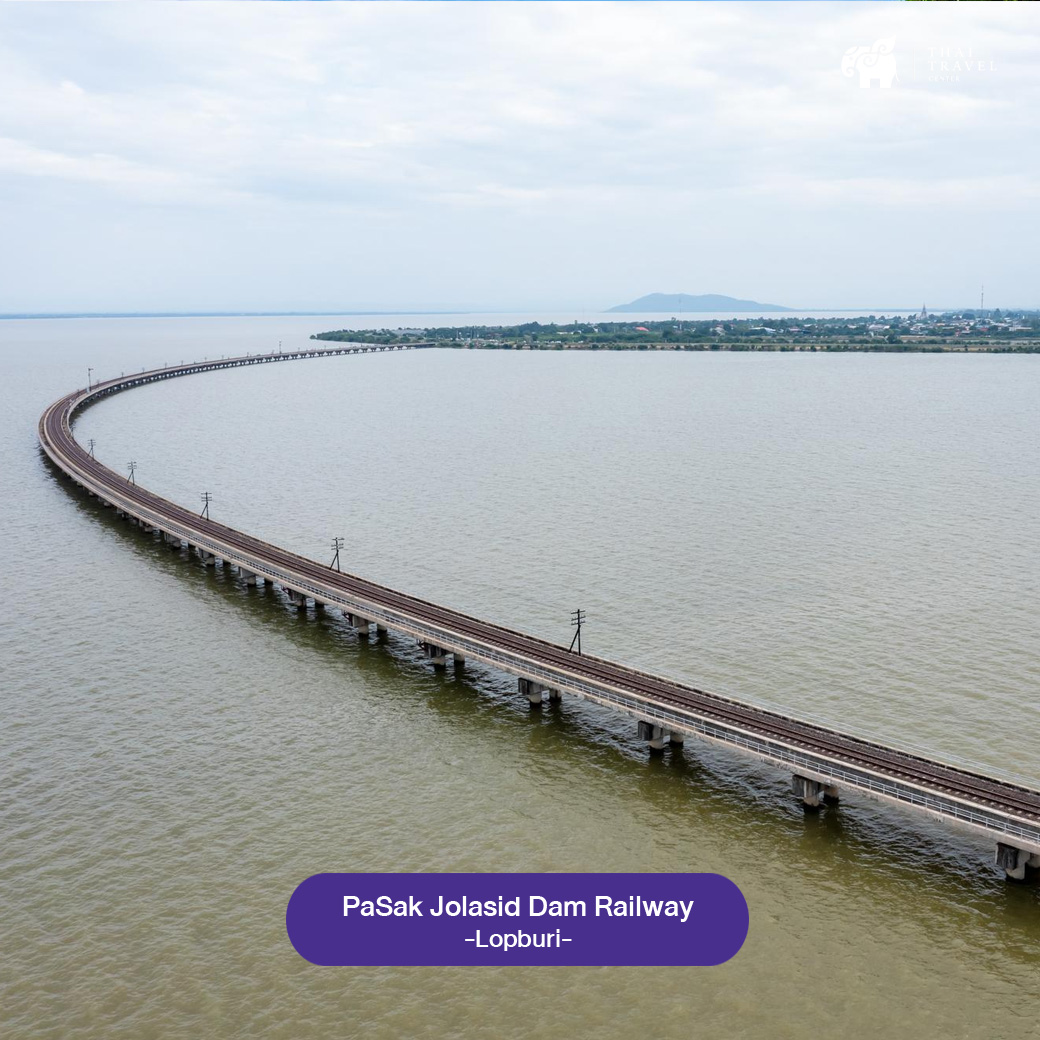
[3,315,1038,1039]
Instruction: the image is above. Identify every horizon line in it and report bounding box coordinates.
[0,307,1013,321]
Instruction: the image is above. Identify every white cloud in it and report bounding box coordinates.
[0,0,1038,311]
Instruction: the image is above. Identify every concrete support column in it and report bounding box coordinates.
[241,571,257,586]
[420,642,448,667]
[376,623,388,636]
[519,678,548,705]
[822,784,840,804]
[454,652,465,668]
[163,532,181,548]
[350,614,371,635]
[637,720,669,751]
[547,688,562,702]
[792,774,827,809]
[286,588,307,608]
[668,731,685,746]
[198,549,217,567]
[995,843,1039,881]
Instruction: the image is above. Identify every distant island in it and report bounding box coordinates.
[609,292,791,313]
[312,312,1040,353]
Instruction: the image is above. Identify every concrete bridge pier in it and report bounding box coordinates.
[519,678,548,705]
[163,532,181,548]
[286,588,307,608]
[995,843,1040,881]
[241,570,258,586]
[792,774,838,809]
[420,642,448,667]
[196,548,217,567]
[453,652,465,669]
[350,614,371,635]
[637,720,669,751]
[376,623,388,636]
[547,688,562,702]
[668,730,685,746]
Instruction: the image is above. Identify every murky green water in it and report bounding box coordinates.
[3,317,1038,1039]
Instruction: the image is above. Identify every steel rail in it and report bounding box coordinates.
[38,345,1040,863]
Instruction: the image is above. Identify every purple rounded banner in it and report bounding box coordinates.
[287,872,748,966]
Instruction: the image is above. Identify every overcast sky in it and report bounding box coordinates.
[1,1,1037,313]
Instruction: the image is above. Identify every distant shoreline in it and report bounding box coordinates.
[312,313,1040,354]
[436,343,1040,354]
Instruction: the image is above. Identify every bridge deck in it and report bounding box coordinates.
[38,345,1040,867]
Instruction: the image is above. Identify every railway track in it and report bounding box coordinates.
[38,345,1040,875]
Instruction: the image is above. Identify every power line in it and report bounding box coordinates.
[568,608,586,655]
[329,536,344,572]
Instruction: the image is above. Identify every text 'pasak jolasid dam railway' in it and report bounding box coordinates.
[39,345,1040,880]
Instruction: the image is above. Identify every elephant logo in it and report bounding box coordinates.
[842,39,898,88]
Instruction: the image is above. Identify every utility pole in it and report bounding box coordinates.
[980,284,985,317]
[329,536,344,571]
[200,491,212,519]
[87,367,94,389]
[568,608,586,655]
[88,438,96,459]
[127,461,137,485]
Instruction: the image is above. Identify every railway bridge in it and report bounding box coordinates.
[38,343,1040,880]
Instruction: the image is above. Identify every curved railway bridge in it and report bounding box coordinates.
[39,344,1040,880]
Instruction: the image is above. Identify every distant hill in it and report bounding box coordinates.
[609,292,791,313]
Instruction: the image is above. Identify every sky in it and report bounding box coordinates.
[0,0,1037,314]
